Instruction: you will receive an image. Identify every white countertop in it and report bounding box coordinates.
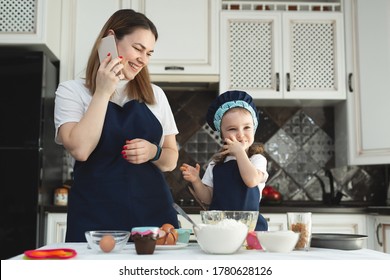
[9,242,390,260]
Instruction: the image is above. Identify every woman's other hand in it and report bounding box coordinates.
[122,136,178,171]
[122,139,156,164]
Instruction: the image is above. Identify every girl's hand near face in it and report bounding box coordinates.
[95,55,124,98]
[220,136,249,157]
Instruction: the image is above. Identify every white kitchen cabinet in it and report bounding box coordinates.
[311,213,367,235]
[132,0,219,80]
[263,213,287,231]
[0,0,62,59]
[54,0,124,81]
[64,0,123,81]
[220,5,345,102]
[44,213,67,245]
[335,0,390,166]
[60,0,219,82]
[367,215,390,253]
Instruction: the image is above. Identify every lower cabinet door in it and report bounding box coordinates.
[45,213,67,245]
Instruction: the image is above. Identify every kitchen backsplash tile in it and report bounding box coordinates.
[163,89,389,206]
[61,89,389,207]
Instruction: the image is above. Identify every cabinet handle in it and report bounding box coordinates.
[348,73,353,92]
[286,73,290,92]
[165,66,185,71]
[276,73,280,92]
[376,223,383,247]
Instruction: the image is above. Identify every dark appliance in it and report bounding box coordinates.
[0,50,63,259]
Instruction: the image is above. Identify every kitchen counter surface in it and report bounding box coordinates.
[366,206,390,215]
[9,242,390,260]
[42,204,390,215]
[177,204,373,215]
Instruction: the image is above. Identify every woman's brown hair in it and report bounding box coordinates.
[85,9,158,104]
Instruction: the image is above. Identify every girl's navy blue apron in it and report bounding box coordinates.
[65,100,178,242]
[209,160,268,231]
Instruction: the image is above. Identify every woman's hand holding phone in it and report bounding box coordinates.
[96,55,124,98]
[94,35,125,97]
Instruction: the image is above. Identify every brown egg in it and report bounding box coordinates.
[99,235,116,253]
[157,224,178,245]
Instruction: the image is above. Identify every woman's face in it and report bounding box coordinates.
[116,28,156,81]
[220,108,255,147]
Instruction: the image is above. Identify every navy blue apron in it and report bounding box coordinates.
[65,100,178,242]
[209,160,268,231]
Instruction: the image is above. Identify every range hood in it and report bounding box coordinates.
[151,74,219,91]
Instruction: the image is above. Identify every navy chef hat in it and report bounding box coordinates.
[206,90,259,133]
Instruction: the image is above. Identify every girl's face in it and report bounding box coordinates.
[220,108,255,146]
[116,28,156,81]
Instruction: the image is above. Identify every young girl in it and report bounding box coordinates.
[181,90,269,231]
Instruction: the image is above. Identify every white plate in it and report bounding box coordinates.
[155,242,188,250]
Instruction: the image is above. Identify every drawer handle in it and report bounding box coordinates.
[276,73,280,92]
[286,73,290,92]
[165,66,185,71]
[376,223,383,247]
[348,73,354,92]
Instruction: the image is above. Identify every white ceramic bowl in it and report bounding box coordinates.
[194,219,248,254]
[200,210,259,231]
[85,230,130,253]
[256,230,299,253]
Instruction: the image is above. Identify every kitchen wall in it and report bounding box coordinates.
[163,88,389,207]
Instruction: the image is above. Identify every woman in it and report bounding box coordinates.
[180,91,269,231]
[54,9,179,242]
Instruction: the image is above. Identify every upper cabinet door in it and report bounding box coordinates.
[220,12,283,99]
[282,13,346,100]
[220,4,345,102]
[139,0,219,76]
[0,0,62,59]
[336,0,390,165]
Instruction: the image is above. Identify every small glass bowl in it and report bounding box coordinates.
[85,230,130,253]
[200,210,259,231]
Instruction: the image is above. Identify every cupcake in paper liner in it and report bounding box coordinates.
[131,226,159,254]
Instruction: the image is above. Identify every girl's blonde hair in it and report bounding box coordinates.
[85,9,158,104]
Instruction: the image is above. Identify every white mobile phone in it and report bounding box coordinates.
[98,35,119,62]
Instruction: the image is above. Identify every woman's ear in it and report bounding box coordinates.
[107,29,115,36]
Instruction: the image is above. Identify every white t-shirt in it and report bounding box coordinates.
[201,154,269,200]
[54,79,178,145]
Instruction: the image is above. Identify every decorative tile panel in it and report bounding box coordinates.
[264,128,298,168]
[303,129,334,167]
[182,124,223,170]
[284,149,321,186]
[162,90,387,205]
[283,110,319,146]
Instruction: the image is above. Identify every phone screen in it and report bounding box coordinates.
[98,35,119,62]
